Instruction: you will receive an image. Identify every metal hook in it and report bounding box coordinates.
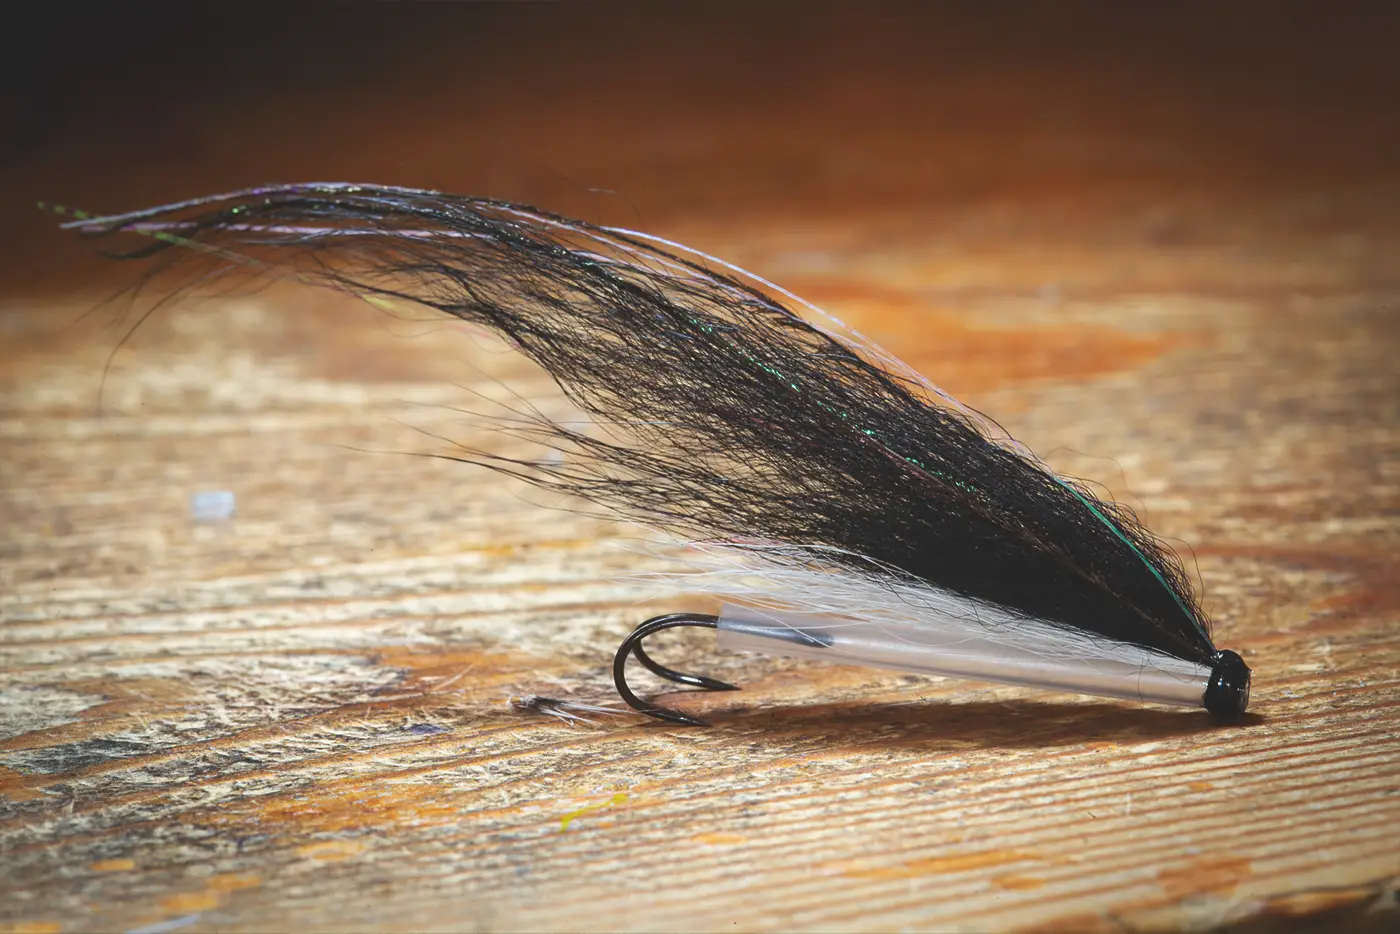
[613,613,739,725]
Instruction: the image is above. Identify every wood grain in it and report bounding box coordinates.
[2,6,1398,932]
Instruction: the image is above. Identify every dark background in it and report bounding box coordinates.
[5,2,1400,298]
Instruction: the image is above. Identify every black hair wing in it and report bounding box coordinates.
[67,183,1217,664]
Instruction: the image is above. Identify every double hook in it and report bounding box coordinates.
[613,613,738,725]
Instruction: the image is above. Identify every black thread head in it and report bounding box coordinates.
[1204,650,1250,720]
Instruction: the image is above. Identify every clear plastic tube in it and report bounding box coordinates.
[715,604,1212,708]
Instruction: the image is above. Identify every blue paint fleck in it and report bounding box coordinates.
[407,723,450,736]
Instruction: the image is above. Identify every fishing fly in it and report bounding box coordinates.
[51,182,1251,725]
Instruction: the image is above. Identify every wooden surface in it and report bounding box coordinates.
[2,6,1399,932]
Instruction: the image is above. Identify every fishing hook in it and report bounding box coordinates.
[613,613,738,725]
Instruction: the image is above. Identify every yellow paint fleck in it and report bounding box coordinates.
[559,792,628,832]
[2,923,63,934]
[90,858,136,872]
[159,891,222,913]
[297,839,368,862]
[693,832,747,846]
[1188,781,1215,792]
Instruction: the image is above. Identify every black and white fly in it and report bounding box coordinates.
[52,182,1251,725]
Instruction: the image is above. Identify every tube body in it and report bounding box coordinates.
[715,604,1211,708]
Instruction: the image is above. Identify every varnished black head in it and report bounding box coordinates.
[1203,650,1251,720]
